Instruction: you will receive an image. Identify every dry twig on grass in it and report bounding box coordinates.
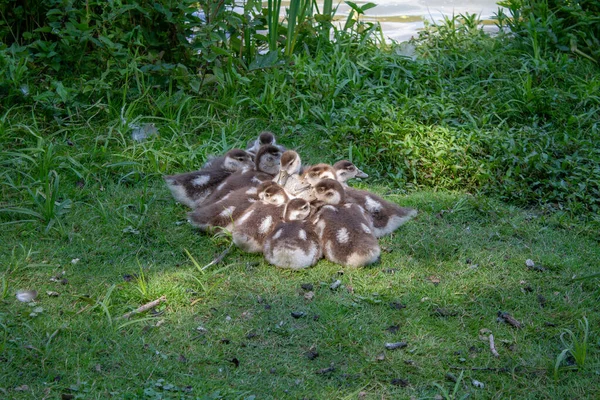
[489,334,500,357]
[121,296,167,320]
[498,311,523,328]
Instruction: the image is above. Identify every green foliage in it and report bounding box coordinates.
[554,316,591,380]
[1,1,600,218]
[497,0,600,63]
[433,371,470,400]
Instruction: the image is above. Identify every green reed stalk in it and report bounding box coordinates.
[267,0,283,51]
[321,0,333,38]
[285,0,300,56]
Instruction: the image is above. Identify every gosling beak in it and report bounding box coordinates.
[356,168,369,178]
[295,183,312,193]
[276,170,290,186]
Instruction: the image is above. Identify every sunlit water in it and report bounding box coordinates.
[195,1,503,45]
[282,0,503,42]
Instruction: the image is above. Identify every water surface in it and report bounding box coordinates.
[282,0,503,42]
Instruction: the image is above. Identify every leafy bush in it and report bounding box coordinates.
[1,2,599,220]
[497,0,600,63]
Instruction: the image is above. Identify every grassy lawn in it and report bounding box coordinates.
[1,4,599,398]
[1,139,598,398]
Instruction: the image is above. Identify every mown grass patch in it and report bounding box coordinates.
[1,168,599,398]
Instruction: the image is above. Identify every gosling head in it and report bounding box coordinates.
[258,131,276,146]
[283,198,311,221]
[222,149,254,171]
[302,163,336,186]
[255,145,283,175]
[280,151,302,175]
[313,178,344,205]
[257,181,288,205]
[333,160,368,183]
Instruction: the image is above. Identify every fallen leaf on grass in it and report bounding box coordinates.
[300,283,313,291]
[433,308,458,317]
[316,363,335,375]
[304,291,315,301]
[537,295,547,307]
[305,349,319,360]
[391,378,409,387]
[389,302,406,310]
[426,276,441,286]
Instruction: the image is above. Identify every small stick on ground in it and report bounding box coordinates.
[489,334,500,357]
[498,311,523,328]
[121,296,167,320]
[202,244,233,271]
[385,342,408,350]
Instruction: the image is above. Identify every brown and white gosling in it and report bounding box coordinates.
[263,198,322,270]
[312,179,380,267]
[232,182,289,253]
[274,151,311,198]
[332,161,417,237]
[163,149,253,208]
[302,163,336,186]
[187,181,277,232]
[246,131,286,157]
[333,160,368,185]
[202,144,283,204]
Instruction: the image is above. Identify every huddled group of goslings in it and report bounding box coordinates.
[164,132,417,269]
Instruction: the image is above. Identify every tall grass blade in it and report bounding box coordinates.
[286,0,301,56]
[268,0,283,52]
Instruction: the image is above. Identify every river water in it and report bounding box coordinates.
[283,0,503,42]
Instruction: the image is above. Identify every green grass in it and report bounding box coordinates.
[1,8,599,398]
[1,120,599,398]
